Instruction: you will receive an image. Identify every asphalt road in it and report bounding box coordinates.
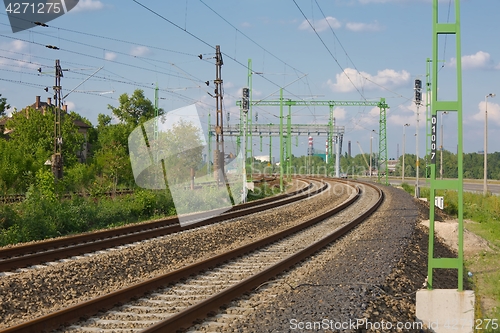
[388,178,500,195]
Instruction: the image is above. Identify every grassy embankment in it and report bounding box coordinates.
[0,181,280,247]
[400,183,500,330]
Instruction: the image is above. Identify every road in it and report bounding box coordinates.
[388,178,500,195]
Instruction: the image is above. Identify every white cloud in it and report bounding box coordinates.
[130,46,151,57]
[449,51,493,70]
[299,16,341,32]
[327,67,410,93]
[71,0,104,13]
[0,40,37,70]
[104,52,117,61]
[472,101,500,126]
[345,21,382,32]
[65,101,76,111]
[333,107,347,120]
[241,22,251,28]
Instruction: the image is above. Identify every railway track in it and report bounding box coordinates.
[0,178,318,273]
[0,179,383,333]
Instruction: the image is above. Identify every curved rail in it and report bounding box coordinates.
[0,179,380,333]
[0,179,320,272]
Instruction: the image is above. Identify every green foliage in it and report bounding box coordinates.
[32,168,57,202]
[0,93,9,117]
[107,89,163,127]
[94,141,132,193]
[0,189,176,246]
[6,107,85,170]
[0,139,36,194]
[400,182,413,195]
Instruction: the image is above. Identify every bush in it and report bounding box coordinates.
[0,188,177,246]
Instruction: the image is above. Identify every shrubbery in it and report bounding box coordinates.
[0,187,176,247]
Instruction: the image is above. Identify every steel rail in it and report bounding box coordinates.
[146,180,383,333]
[0,179,364,333]
[0,179,318,272]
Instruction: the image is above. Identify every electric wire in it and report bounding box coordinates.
[0,29,204,84]
[197,0,306,77]
[313,0,406,99]
[131,0,315,107]
[0,12,198,58]
[292,0,365,100]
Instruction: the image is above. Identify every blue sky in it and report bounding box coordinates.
[1,0,499,160]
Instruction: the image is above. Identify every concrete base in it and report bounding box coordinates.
[416,289,475,333]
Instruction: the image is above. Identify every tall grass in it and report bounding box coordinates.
[0,188,176,246]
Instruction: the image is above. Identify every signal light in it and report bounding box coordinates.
[415,91,422,103]
[415,79,422,90]
[242,87,249,113]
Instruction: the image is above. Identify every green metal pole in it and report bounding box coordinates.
[456,0,465,292]
[269,123,272,167]
[329,105,334,166]
[208,112,212,175]
[279,88,284,192]
[269,134,272,175]
[425,58,432,179]
[248,59,253,179]
[154,83,159,141]
[378,98,389,185]
[428,0,464,291]
[287,103,292,181]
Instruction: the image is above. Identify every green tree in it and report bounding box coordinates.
[0,139,35,194]
[94,141,131,194]
[158,119,204,185]
[107,89,163,127]
[7,107,85,169]
[0,93,9,117]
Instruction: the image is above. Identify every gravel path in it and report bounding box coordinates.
[0,180,353,328]
[188,185,461,333]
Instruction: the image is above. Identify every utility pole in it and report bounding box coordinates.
[242,87,249,202]
[52,59,63,180]
[415,79,422,197]
[403,123,410,182]
[213,45,225,185]
[484,93,495,194]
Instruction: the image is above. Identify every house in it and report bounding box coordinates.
[0,96,92,162]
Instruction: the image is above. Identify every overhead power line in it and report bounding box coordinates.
[131,0,315,105]
[0,13,198,58]
[292,0,365,100]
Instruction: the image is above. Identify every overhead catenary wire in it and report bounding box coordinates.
[292,0,365,101]
[131,0,317,107]
[0,13,198,58]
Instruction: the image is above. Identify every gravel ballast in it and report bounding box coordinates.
[190,185,461,333]
[0,180,353,328]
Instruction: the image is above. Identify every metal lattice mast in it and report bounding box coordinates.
[236,98,388,180]
[428,0,464,291]
[208,112,212,175]
[425,58,432,179]
[213,45,225,184]
[377,98,389,185]
[154,82,159,142]
[52,59,63,180]
[279,89,284,191]
[247,59,253,177]
[329,105,334,166]
[287,103,292,181]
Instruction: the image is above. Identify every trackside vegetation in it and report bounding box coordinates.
[400,183,500,327]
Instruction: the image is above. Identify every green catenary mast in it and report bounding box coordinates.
[427,0,464,290]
